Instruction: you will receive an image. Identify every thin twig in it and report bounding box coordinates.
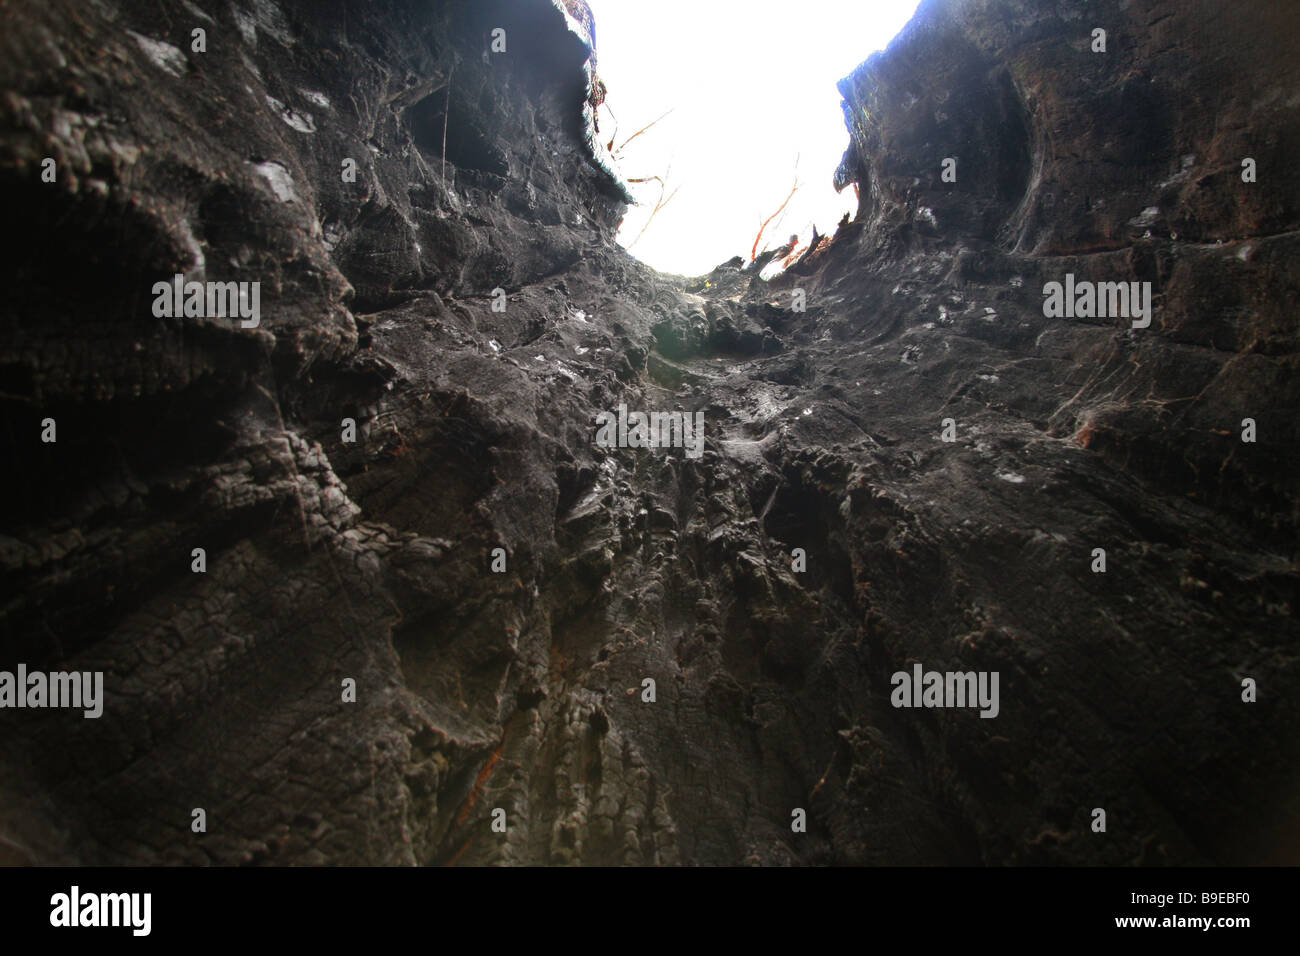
[627,168,680,249]
[751,177,800,261]
[612,109,672,159]
[442,66,452,180]
[602,101,620,152]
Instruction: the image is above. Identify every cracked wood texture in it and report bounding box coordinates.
[0,0,1297,865]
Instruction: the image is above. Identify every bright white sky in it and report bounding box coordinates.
[584,0,922,276]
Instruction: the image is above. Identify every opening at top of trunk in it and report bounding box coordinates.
[585,0,923,276]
